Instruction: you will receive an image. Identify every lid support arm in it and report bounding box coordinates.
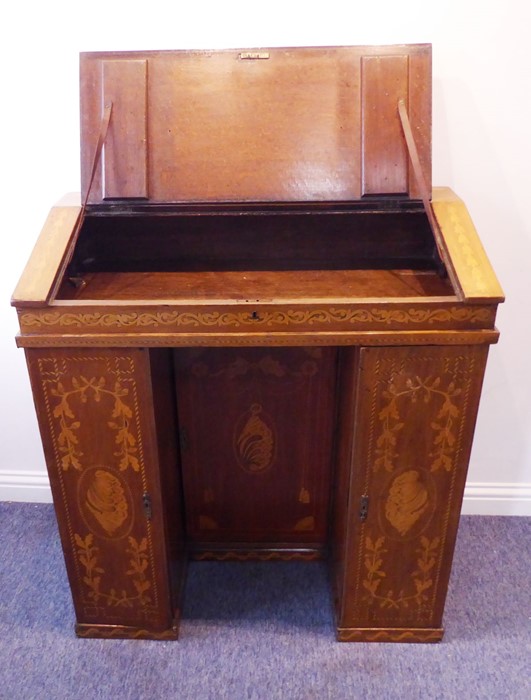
[48,103,113,302]
[397,99,464,301]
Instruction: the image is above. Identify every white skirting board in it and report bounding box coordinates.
[0,470,530,516]
[460,482,531,516]
[0,470,53,504]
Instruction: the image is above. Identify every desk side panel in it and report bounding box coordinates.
[330,348,360,608]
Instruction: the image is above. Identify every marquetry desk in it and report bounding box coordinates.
[12,45,503,642]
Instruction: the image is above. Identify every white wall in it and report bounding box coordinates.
[1,0,530,514]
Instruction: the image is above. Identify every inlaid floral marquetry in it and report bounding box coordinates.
[374,376,462,474]
[175,347,336,545]
[20,305,494,332]
[362,534,440,611]
[50,375,140,472]
[75,532,153,609]
[191,353,318,380]
[25,348,177,633]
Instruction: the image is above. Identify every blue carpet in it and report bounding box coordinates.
[0,503,529,699]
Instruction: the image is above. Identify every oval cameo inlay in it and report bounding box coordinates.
[78,467,133,539]
[385,470,431,537]
[234,403,275,474]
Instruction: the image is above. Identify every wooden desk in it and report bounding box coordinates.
[12,46,503,642]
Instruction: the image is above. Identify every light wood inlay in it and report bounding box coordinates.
[11,205,81,307]
[432,188,504,303]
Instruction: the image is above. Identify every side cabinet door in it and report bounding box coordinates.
[336,345,488,642]
[25,348,181,639]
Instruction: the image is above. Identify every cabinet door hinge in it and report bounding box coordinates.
[359,495,369,521]
[142,492,152,521]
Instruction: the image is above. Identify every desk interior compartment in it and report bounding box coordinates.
[57,204,454,302]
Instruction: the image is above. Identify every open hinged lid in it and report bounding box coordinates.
[13,44,507,312]
[80,44,432,205]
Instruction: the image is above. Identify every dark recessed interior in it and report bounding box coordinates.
[67,206,440,275]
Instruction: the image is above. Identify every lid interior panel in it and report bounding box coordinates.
[80,45,431,204]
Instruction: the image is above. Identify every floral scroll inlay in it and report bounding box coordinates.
[75,532,152,608]
[362,535,440,610]
[374,376,461,474]
[50,376,139,472]
[21,306,493,330]
[192,354,317,380]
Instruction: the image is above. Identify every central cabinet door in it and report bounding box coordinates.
[173,347,338,556]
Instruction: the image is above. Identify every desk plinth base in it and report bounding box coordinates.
[337,627,444,643]
[190,548,325,561]
[75,622,180,641]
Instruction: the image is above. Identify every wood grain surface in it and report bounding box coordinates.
[80,45,431,203]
